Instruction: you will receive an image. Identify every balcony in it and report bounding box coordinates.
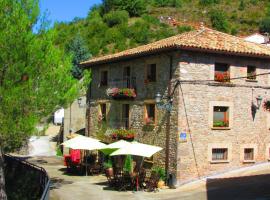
[106,77,137,100]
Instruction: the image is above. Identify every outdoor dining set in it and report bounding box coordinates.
[61,135,164,192]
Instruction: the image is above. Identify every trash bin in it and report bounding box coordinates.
[167,173,177,189]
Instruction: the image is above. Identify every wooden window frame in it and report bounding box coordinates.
[99,103,107,122]
[145,64,157,83]
[144,102,157,125]
[246,65,257,80]
[100,70,108,87]
[121,103,131,129]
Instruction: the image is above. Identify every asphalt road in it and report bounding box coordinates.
[27,157,270,200]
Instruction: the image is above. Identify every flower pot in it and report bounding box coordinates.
[158,180,165,188]
[105,168,114,177]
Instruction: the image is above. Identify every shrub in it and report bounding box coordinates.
[259,17,270,33]
[103,10,129,27]
[177,25,194,34]
[103,0,146,17]
[123,155,133,173]
[199,0,220,6]
[152,167,166,181]
[153,0,182,7]
[210,10,230,33]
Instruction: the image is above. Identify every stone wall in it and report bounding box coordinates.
[177,51,270,184]
[63,96,86,154]
[87,52,180,173]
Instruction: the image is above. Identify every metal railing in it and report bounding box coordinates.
[4,154,50,200]
[108,77,136,89]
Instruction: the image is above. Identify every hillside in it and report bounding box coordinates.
[53,0,270,58]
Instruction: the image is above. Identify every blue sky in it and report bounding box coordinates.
[39,0,102,23]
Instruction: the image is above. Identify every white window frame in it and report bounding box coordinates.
[209,101,233,130]
[208,143,232,163]
[240,144,257,163]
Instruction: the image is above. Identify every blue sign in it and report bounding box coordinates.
[180,132,187,140]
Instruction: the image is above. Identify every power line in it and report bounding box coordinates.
[175,72,270,84]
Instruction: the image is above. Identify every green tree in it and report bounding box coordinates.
[0,0,87,197]
[67,34,91,79]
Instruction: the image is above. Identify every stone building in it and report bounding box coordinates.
[81,28,270,185]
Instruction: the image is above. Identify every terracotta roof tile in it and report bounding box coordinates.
[81,28,270,66]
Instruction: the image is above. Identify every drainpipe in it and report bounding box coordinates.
[165,54,173,183]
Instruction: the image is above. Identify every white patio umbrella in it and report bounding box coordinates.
[61,135,107,176]
[99,140,131,155]
[62,135,106,150]
[109,141,162,191]
[110,141,162,158]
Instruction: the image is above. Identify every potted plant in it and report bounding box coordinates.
[213,120,229,127]
[142,117,155,132]
[152,167,166,188]
[103,158,113,176]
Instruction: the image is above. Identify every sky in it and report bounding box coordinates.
[39,0,102,23]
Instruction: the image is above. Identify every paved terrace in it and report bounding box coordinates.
[27,156,270,200]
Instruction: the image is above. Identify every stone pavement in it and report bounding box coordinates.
[27,157,270,200]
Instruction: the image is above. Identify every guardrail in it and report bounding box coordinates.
[4,154,50,200]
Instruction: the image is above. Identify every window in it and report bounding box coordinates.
[146,64,156,82]
[145,104,156,124]
[99,104,106,122]
[213,106,229,127]
[212,148,228,161]
[100,71,108,86]
[244,148,254,160]
[247,66,256,80]
[214,63,230,82]
[122,104,130,129]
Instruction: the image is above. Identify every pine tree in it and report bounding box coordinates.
[67,34,91,79]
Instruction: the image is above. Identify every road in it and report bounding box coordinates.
[26,157,270,200]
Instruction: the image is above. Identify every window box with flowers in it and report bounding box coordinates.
[106,88,136,99]
[111,129,135,141]
[214,72,230,82]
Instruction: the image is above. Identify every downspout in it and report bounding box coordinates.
[165,54,173,182]
[87,80,92,137]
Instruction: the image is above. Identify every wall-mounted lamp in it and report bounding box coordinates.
[256,95,263,109]
[77,97,82,107]
[155,92,173,112]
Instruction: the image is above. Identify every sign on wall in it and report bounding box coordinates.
[179,132,187,143]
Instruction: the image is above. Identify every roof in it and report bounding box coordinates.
[81,28,270,67]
